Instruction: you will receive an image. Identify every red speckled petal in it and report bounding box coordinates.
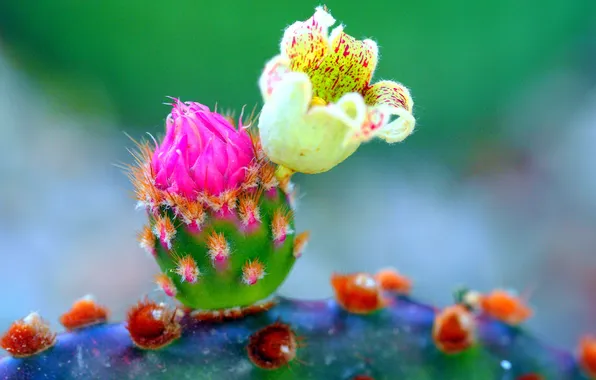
[281,7,335,72]
[346,80,415,143]
[364,80,413,113]
[308,26,378,102]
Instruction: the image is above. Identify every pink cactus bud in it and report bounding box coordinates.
[151,99,255,199]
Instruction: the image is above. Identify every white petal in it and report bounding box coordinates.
[258,55,292,101]
[374,105,416,143]
[257,73,365,174]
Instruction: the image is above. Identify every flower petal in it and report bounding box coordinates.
[258,55,292,101]
[280,6,335,72]
[257,72,363,174]
[373,106,415,143]
[364,80,413,112]
[351,80,416,143]
[309,25,378,102]
[169,151,197,199]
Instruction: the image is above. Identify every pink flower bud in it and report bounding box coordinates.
[151,99,255,199]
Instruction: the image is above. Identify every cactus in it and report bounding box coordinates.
[2,270,596,379]
[129,99,303,310]
[2,5,596,380]
[0,289,594,380]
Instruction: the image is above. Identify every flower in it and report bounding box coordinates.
[258,7,415,174]
[151,100,255,199]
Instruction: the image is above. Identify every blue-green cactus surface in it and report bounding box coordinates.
[0,294,588,380]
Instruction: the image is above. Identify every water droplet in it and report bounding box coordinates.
[500,360,512,370]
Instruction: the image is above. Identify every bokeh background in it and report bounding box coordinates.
[1,0,596,352]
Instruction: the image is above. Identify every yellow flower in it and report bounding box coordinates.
[258,6,415,174]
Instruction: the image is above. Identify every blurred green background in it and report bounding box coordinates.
[2,0,595,158]
[1,0,596,352]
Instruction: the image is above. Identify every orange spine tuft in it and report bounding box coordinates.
[174,255,200,283]
[155,273,177,297]
[479,289,532,325]
[374,267,412,294]
[59,295,109,330]
[238,191,262,228]
[578,335,596,378]
[331,273,386,314]
[247,322,299,370]
[293,231,310,258]
[138,225,157,256]
[271,207,293,245]
[259,162,279,191]
[433,304,476,354]
[202,189,240,213]
[242,259,266,285]
[0,313,56,358]
[206,231,231,265]
[126,299,181,350]
[153,215,176,250]
[169,194,206,230]
[241,162,261,191]
[126,139,164,211]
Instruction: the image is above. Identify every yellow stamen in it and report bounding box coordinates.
[275,165,295,188]
[310,96,327,107]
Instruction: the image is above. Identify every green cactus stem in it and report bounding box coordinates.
[148,188,297,310]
